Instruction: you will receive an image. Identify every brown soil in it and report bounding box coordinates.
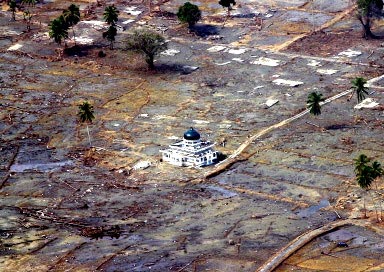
[285,29,383,57]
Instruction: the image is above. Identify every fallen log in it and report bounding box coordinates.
[256,219,355,272]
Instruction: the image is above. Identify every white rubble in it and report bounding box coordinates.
[354,98,379,109]
[133,160,151,170]
[193,119,210,124]
[227,48,247,55]
[215,61,232,66]
[338,49,362,58]
[265,99,279,108]
[161,49,180,56]
[317,69,338,75]
[207,45,226,52]
[74,37,93,45]
[124,6,142,16]
[232,58,244,62]
[182,66,199,73]
[251,57,281,67]
[8,43,23,51]
[122,19,135,24]
[79,20,108,30]
[307,60,321,67]
[273,79,304,87]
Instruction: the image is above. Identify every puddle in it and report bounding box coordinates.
[10,160,73,172]
[296,199,330,218]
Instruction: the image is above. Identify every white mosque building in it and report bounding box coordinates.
[160,127,218,167]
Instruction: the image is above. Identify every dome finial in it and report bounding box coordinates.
[184,127,200,140]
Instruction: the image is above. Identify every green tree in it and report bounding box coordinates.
[307,92,325,116]
[103,25,117,49]
[78,101,95,147]
[352,77,369,103]
[219,0,236,16]
[21,0,36,31]
[9,0,17,21]
[354,154,373,218]
[63,4,80,46]
[354,154,374,189]
[177,2,201,28]
[103,5,119,50]
[126,29,168,69]
[103,5,119,25]
[49,15,68,46]
[371,161,384,180]
[354,154,384,220]
[356,0,383,39]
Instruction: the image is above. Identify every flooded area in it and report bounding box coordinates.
[0,0,383,271]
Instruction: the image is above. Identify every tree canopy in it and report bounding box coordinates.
[351,77,369,103]
[126,29,168,69]
[354,154,383,190]
[219,0,236,16]
[307,92,325,116]
[103,5,119,25]
[49,15,68,46]
[177,2,202,28]
[103,5,119,49]
[78,101,95,124]
[62,4,80,45]
[78,101,95,146]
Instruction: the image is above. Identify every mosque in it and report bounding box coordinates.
[160,127,218,167]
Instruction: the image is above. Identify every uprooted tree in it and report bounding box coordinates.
[356,0,384,39]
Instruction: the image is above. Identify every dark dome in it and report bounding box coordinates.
[184,127,200,140]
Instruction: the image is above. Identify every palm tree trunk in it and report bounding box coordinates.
[72,27,76,46]
[86,125,92,147]
[369,191,379,222]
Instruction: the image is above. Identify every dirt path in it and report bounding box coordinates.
[205,89,351,179]
[205,74,381,179]
[269,4,357,52]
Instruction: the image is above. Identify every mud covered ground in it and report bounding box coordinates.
[0,0,384,271]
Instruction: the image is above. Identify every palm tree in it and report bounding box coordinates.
[103,25,117,49]
[354,154,373,218]
[307,92,325,115]
[63,4,80,46]
[371,161,383,180]
[351,77,369,103]
[9,0,17,21]
[354,154,371,177]
[49,15,68,46]
[370,161,384,220]
[78,101,95,147]
[103,5,119,26]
